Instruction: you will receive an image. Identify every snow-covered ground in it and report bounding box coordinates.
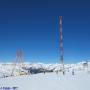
[0,71,90,90]
[0,61,90,90]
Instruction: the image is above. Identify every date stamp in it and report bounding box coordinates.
[0,87,18,90]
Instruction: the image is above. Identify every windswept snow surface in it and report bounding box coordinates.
[0,71,90,90]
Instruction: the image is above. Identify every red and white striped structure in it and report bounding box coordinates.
[59,16,64,69]
[11,49,25,76]
[16,49,24,64]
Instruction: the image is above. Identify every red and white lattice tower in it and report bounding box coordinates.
[11,49,24,76]
[16,49,24,65]
[59,16,64,70]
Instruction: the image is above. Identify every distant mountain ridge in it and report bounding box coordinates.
[0,61,90,77]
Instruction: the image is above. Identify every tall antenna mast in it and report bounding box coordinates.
[59,16,64,71]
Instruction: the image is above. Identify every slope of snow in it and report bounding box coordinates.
[0,61,90,90]
[0,71,90,90]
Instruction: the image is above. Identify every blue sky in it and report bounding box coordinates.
[0,0,90,63]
